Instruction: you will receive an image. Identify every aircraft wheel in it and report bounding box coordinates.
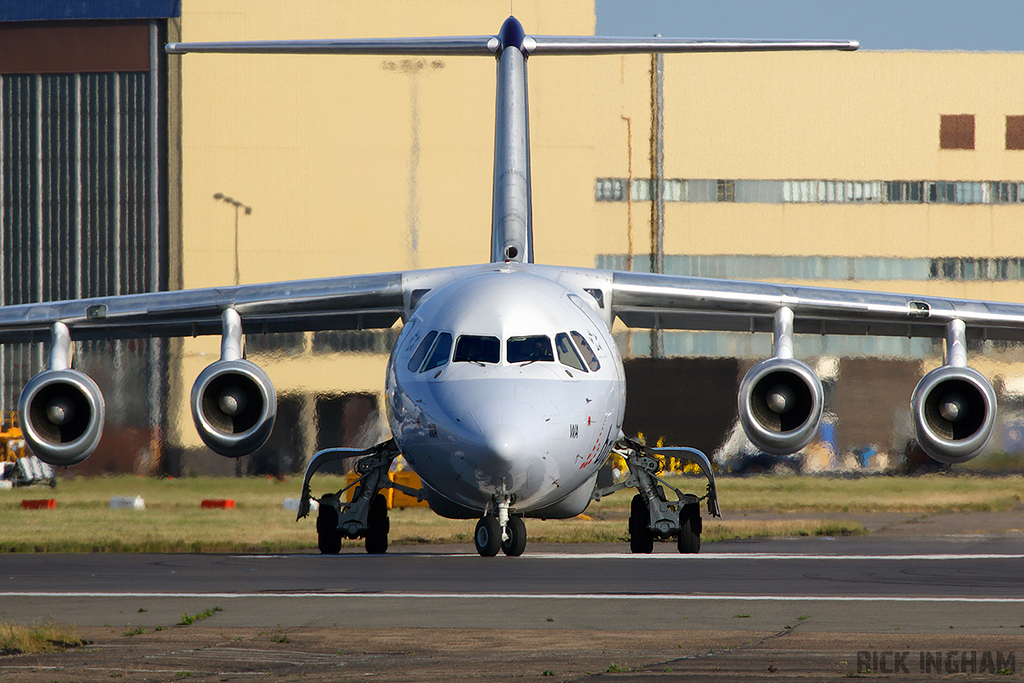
[628,494,654,554]
[365,493,390,554]
[474,516,502,556]
[501,515,527,556]
[677,503,701,554]
[316,504,342,555]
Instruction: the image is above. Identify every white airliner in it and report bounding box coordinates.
[1,17,1020,557]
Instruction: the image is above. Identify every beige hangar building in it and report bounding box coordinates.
[3,0,1024,473]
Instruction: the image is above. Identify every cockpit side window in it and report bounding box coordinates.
[507,335,553,363]
[422,332,453,372]
[555,332,587,372]
[571,331,601,371]
[453,335,500,364]
[407,330,437,372]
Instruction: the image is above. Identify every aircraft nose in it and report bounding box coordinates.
[459,395,546,488]
[480,422,524,467]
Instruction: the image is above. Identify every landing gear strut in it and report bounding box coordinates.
[594,437,720,554]
[475,495,526,557]
[297,439,424,554]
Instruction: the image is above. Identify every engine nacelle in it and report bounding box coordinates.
[18,369,105,467]
[738,357,824,455]
[912,365,995,464]
[191,359,276,457]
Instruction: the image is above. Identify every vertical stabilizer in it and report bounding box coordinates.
[490,17,533,264]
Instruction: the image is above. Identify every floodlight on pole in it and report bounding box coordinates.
[213,193,252,285]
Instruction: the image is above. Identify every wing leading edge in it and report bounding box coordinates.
[0,272,406,344]
[609,270,1024,342]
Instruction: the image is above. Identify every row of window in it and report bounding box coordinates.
[407,331,601,374]
[595,254,1024,283]
[595,178,1024,205]
[621,329,938,361]
[245,329,400,357]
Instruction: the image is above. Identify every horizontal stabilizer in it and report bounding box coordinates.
[167,27,858,57]
[166,36,498,55]
[526,36,859,55]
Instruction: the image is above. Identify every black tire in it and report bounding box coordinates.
[316,505,342,555]
[474,516,502,556]
[629,494,654,554]
[365,493,390,554]
[677,503,701,554]
[501,516,527,556]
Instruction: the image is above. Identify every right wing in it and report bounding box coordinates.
[0,265,472,465]
[0,272,407,343]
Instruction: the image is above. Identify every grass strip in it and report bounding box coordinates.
[0,621,84,655]
[0,473,1014,552]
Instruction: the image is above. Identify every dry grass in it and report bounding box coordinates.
[704,473,1024,513]
[0,621,84,655]
[0,472,1015,552]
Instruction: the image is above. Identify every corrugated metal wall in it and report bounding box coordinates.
[0,70,160,426]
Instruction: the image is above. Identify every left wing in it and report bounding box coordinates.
[610,270,1024,341]
[608,270,1024,464]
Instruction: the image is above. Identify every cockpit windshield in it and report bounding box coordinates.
[407,330,437,372]
[570,331,601,371]
[422,332,452,372]
[453,335,500,364]
[555,332,587,372]
[507,335,554,363]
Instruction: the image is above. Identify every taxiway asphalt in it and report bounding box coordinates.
[2,535,1024,681]
[2,535,1024,632]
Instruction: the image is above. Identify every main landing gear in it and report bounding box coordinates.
[594,437,721,554]
[297,439,423,555]
[475,496,527,557]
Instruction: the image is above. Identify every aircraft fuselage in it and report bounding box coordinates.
[386,265,625,518]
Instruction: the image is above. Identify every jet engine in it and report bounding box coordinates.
[191,358,277,457]
[911,365,995,464]
[18,368,105,467]
[738,356,824,455]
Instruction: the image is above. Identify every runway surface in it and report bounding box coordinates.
[2,535,1024,632]
[3,535,1024,681]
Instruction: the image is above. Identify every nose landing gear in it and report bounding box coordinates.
[475,496,526,556]
[474,516,502,556]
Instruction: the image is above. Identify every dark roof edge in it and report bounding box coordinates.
[0,0,180,22]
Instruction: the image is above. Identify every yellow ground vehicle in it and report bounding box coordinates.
[1,412,55,487]
[1,412,27,464]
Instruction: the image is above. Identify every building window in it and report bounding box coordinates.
[716,179,735,202]
[1007,116,1024,150]
[594,178,625,201]
[940,114,975,150]
[886,181,923,203]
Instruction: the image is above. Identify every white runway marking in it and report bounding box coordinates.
[2,591,1023,603]
[243,552,1024,561]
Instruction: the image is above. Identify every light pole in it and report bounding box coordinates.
[213,193,252,285]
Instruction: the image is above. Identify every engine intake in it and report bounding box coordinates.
[191,359,277,457]
[18,368,105,467]
[912,365,995,464]
[738,357,823,455]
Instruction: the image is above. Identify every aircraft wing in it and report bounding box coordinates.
[609,270,1024,342]
[0,272,406,344]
